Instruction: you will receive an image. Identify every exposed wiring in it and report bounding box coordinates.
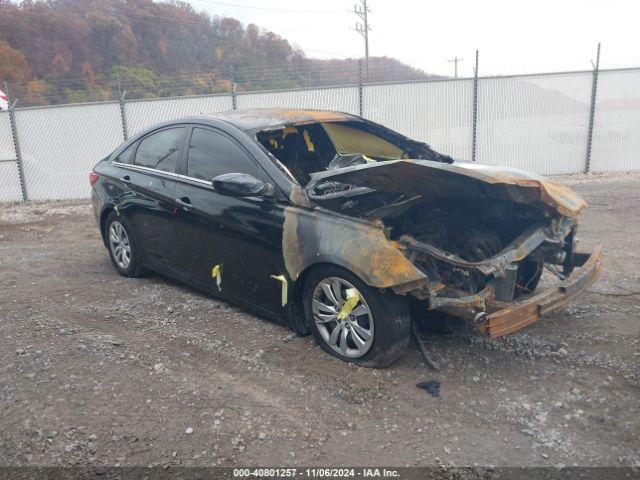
[411,321,440,371]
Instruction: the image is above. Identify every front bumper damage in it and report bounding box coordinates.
[402,246,603,338]
[477,247,603,337]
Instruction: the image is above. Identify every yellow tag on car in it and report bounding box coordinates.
[211,264,222,291]
[337,288,360,320]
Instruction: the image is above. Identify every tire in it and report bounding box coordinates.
[302,265,410,368]
[104,211,144,278]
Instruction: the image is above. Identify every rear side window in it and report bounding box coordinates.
[114,142,137,164]
[187,127,265,181]
[134,127,185,173]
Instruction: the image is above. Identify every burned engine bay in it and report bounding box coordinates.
[313,190,575,304]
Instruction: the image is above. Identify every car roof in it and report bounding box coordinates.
[203,108,360,132]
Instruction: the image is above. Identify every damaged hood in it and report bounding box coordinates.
[307,159,586,218]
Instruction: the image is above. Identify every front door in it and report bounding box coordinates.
[172,126,284,313]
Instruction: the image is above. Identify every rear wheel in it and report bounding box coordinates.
[105,211,144,277]
[303,265,410,368]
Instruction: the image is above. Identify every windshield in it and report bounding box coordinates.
[255,120,451,186]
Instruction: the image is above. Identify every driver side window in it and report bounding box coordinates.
[187,127,266,182]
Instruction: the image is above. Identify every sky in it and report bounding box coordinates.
[188,0,640,77]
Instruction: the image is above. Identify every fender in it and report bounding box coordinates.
[282,205,426,289]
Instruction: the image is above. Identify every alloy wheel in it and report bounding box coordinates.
[108,220,131,269]
[312,277,374,359]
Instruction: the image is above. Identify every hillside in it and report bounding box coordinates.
[0,0,438,106]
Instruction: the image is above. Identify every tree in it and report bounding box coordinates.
[0,41,31,82]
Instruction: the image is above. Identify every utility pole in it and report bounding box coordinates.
[447,57,463,78]
[353,0,371,81]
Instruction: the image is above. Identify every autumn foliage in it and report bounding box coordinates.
[0,0,433,106]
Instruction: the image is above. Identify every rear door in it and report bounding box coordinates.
[113,126,186,267]
[172,126,284,313]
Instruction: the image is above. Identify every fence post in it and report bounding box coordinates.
[471,50,479,162]
[358,59,364,117]
[117,76,129,141]
[4,81,28,201]
[230,66,237,110]
[584,43,601,173]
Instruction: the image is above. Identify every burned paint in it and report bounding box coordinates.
[307,159,587,219]
[476,246,603,338]
[288,184,312,208]
[282,151,598,339]
[208,108,357,133]
[282,205,426,289]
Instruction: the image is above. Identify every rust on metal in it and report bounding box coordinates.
[282,205,427,289]
[208,108,357,133]
[476,246,603,338]
[307,159,587,219]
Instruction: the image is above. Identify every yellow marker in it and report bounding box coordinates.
[302,129,315,152]
[211,264,222,291]
[270,274,288,307]
[337,288,360,320]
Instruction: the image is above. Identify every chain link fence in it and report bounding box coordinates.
[476,71,594,175]
[1,67,639,202]
[125,93,233,138]
[591,68,640,173]
[0,111,23,202]
[237,85,360,115]
[14,102,124,200]
[364,79,474,161]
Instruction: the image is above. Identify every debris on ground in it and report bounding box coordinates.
[416,380,441,397]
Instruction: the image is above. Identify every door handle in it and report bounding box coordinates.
[175,196,192,208]
[119,175,131,184]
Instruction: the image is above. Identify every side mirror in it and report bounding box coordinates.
[212,173,274,198]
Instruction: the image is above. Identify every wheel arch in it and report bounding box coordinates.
[290,260,365,304]
[99,205,116,247]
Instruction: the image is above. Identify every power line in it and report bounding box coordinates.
[352,0,371,81]
[193,0,343,14]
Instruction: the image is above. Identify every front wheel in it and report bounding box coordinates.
[302,266,410,368]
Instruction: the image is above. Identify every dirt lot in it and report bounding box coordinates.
[1,174,639,469]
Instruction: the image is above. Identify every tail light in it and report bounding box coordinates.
[89,172,99,186]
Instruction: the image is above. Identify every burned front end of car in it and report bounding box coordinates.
[390,197,602,337]
[304,159,603,338]
[247,113,603,338]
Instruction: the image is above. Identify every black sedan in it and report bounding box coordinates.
[92,108,601,367]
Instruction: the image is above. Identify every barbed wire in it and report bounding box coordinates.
[12,62,632,108]
[5,61,441,106]
[7,62,432,87]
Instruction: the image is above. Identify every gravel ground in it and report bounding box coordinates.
[1,173,639,468]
